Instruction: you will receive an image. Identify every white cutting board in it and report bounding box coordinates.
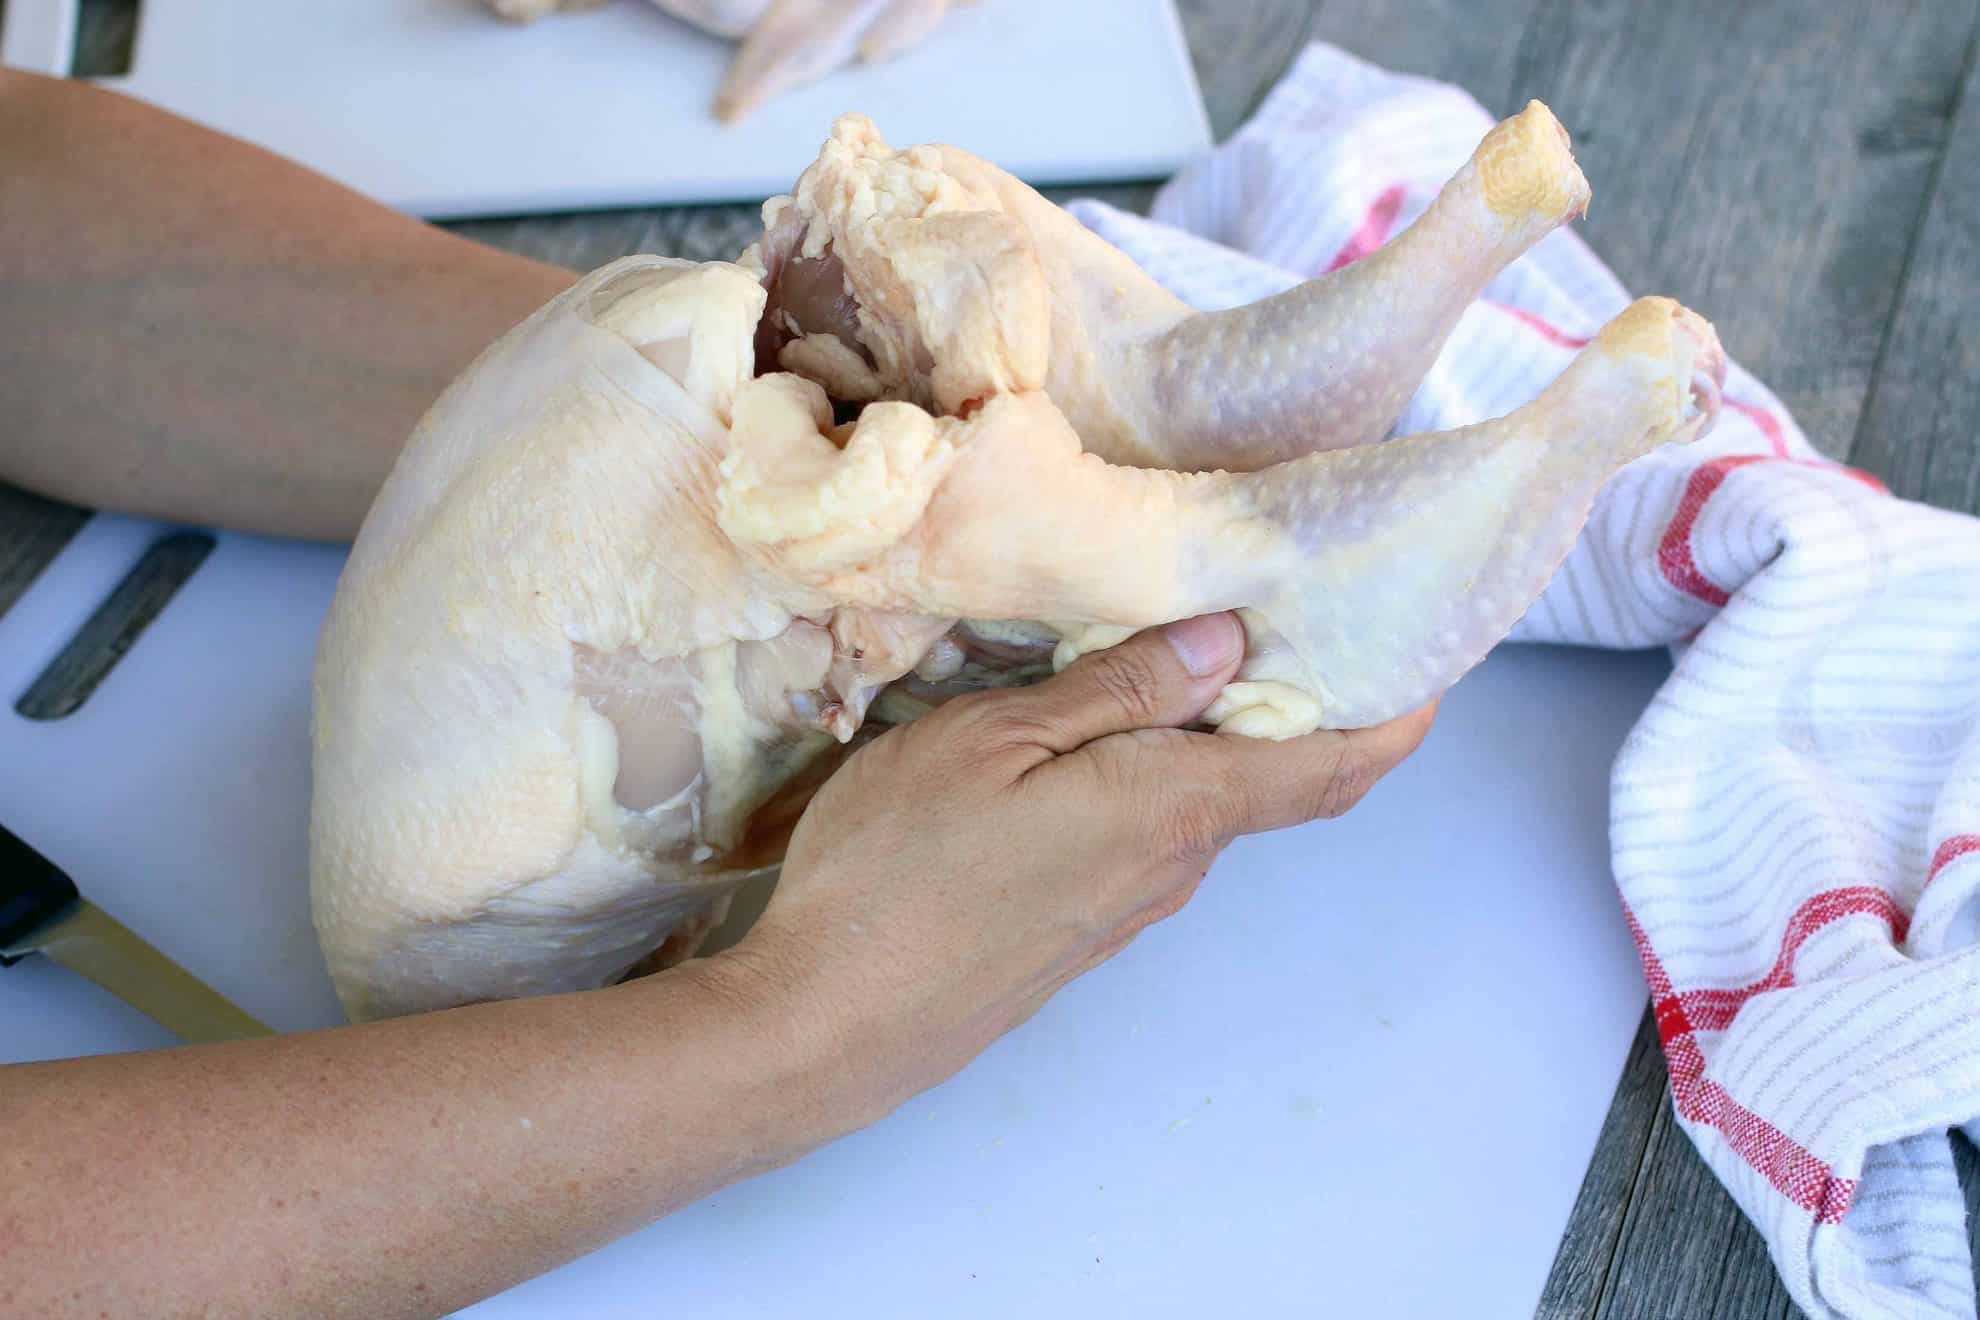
[0,515,1666,1317]
[0,0,1213,217]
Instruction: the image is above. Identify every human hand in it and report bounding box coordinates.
[716,611,1437,1124]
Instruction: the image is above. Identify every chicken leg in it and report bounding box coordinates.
[750,103,1591,473]
[724,296,1722,733]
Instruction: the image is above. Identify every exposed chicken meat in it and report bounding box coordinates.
[310,107,1724,1021]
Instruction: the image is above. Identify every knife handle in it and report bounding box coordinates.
[0,822,81,962]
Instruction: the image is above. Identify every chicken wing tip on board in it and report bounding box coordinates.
[309,106,1721,1020]
[484,0,970,121]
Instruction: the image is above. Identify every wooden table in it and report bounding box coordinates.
[8,2,1980,1316]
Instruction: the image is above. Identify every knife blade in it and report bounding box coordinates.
[0,822,271,1044]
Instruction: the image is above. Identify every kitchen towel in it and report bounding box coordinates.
[1066,42,1980,1320]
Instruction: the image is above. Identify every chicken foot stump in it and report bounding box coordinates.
[310,108,1722,1021]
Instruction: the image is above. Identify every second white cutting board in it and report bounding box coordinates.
[0,0,1213,217]
[0,514,1665,1317]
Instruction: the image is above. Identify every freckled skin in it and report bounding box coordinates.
[314,107,1724,1019]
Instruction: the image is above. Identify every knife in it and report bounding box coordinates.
[0,822,271,1044]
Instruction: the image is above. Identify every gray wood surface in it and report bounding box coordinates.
[1307,0,1980,460]
[0,487,85,619]
[1535,1010,1665,1317]
[6,1,1980,1316]
[1852,20,1980,509]
[13,531,212,721]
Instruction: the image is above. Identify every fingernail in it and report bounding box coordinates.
[1161,613,1242,678]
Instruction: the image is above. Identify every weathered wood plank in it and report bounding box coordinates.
[73,0,137,77]
[1850,28,1980,515]
[1316,0,1977,460]
[1958,1132,1980,1274]
[1519,0,1978,460]
[0,487,87,620]
[1710,1221,1799,1320]
[448,203,765,270]
[1174,0,1321,141]
[1591,1090,1749,1320]
[1311,0,1544,105]
[1535,1006,1664,1320]
[446,184,1161,271]
[14,530,213,720]
[1601,1108,1980,1320]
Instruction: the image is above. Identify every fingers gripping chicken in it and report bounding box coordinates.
[486,0,973,120]
[310,106,1725,1020]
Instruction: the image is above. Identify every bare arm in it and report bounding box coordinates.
[1,617,1434,1318]
[0,68,575,542]
[0,958,860,1319]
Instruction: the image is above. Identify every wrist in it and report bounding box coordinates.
[663,935,900,1146]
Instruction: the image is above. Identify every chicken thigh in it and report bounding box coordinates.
[484,0,970,120]
[311,107,1724,1021]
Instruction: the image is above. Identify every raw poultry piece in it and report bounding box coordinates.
[752,103,1598,473]
[484,0,971,121]
[310,106,1724,1021]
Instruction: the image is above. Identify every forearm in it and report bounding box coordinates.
[0,952,863,1319]
[0,69,575,542]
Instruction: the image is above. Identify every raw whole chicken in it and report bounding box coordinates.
[310,105,1726,1021]
[484,0,973,120]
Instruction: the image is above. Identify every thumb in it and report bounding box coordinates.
[972,613,1246,756]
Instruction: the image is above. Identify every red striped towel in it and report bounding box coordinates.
[1068,43,1980,1320]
